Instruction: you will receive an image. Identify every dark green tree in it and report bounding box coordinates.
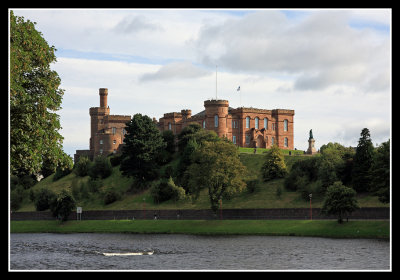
[352,128,374,192]
[49,190,76,221]
[177,123,202,151]
[322,181,359,223]
[120,114,166,184]
[10,11,71,177]
[261,144,288,181]
[370,140,390,203]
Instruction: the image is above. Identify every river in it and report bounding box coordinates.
[10,233,390,271]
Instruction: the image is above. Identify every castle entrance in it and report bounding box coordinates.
[256,135,265,148]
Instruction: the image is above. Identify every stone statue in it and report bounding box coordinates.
[309,129,313,139]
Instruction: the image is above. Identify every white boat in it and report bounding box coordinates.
[102,251,154,256]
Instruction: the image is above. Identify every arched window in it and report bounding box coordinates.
[271,137,274,146]
[203,120,206,128]
[284,119,288,131]
[246,116,250,128]
[168,122,172,130]
[284,137,288,147]
[255,117,259,129]
[264,118,268,129]
[214,115,219,128]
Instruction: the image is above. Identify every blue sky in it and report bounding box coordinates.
[10,9,391,157]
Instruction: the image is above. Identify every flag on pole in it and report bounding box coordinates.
[237,86,240,91]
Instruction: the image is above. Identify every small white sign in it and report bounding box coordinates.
[77,207,82,214]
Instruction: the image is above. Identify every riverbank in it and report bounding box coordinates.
[10,220,390,239]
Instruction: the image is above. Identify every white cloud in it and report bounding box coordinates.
[193,10,390,92]
[139,61,212,82]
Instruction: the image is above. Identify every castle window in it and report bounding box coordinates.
[168,122,172,130]
[113,140,116,145]
[112,127,116,135]
[284,137,288,147]
[284,120,288,131]
[214,115,219,128]
[264,118,268,129]
[271,137,274,146]
[246,116,250,128]
[245,134,250,144]
[255,117,259,129]
[99,139,103,145]
[272,123,276,131]
[122,128,126,135]
[203,120,206,128]
[99,149,103,154]
[233,135,236,144]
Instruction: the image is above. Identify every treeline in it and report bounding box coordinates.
[283,128,389,203]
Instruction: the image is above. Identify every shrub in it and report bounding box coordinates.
[34,188,57,211]
[74,156,91,177]
[53,165,72,181]
[89,156,112,179]
[103,189,119,205]
[261,145,287,181]
[150,177,186,203]
[50,190,76,221]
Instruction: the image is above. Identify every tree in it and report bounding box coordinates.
[186,140,246,213]
[352,128,374,192]
[370,140,390,203]
[120,114,166,184]
[10,11,69,177]
[261,144,288,181]
[177,123,202,151]
[322,181,359,223]
[50,190,76,221]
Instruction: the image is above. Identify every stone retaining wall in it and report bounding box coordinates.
[10,207,389,221]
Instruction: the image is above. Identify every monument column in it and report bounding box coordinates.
[306,129,317,155]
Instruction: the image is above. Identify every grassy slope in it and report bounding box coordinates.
[17,152,388,211]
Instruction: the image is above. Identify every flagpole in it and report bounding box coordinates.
[215,65,218,100]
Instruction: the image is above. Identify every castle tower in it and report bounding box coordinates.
[89,88,110,150]
[204,100,229,138]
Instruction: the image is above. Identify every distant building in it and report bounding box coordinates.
[74,89,295,163]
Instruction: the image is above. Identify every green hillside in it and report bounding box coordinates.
[16,151,387,212]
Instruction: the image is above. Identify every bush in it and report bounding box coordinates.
[74,156,91,177]
[10,186,24,211]
[89,156,112,179]
[150,177,186,204]
[103,189,119,205]
[261,145,287,181]
[50,190,76,221]
[34,188,57,211]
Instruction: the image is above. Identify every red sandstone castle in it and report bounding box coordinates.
[74,88,294,162]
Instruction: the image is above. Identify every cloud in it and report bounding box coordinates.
[139,61,212,82]
[113,15,163,34]
[193,10,390,92]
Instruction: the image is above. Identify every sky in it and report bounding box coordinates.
[10,8,391,158]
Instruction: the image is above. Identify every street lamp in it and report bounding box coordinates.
[309,193,312,220]
[143,197,146,220]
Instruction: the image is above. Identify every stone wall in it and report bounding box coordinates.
[11,207,389,221]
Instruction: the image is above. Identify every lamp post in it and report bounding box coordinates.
[143,197,146,220]
[220,199,222,220]
[309,193,312,220]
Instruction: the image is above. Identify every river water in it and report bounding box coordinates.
[10,233,390,271]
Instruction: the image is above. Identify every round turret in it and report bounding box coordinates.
[204,99,229,138]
